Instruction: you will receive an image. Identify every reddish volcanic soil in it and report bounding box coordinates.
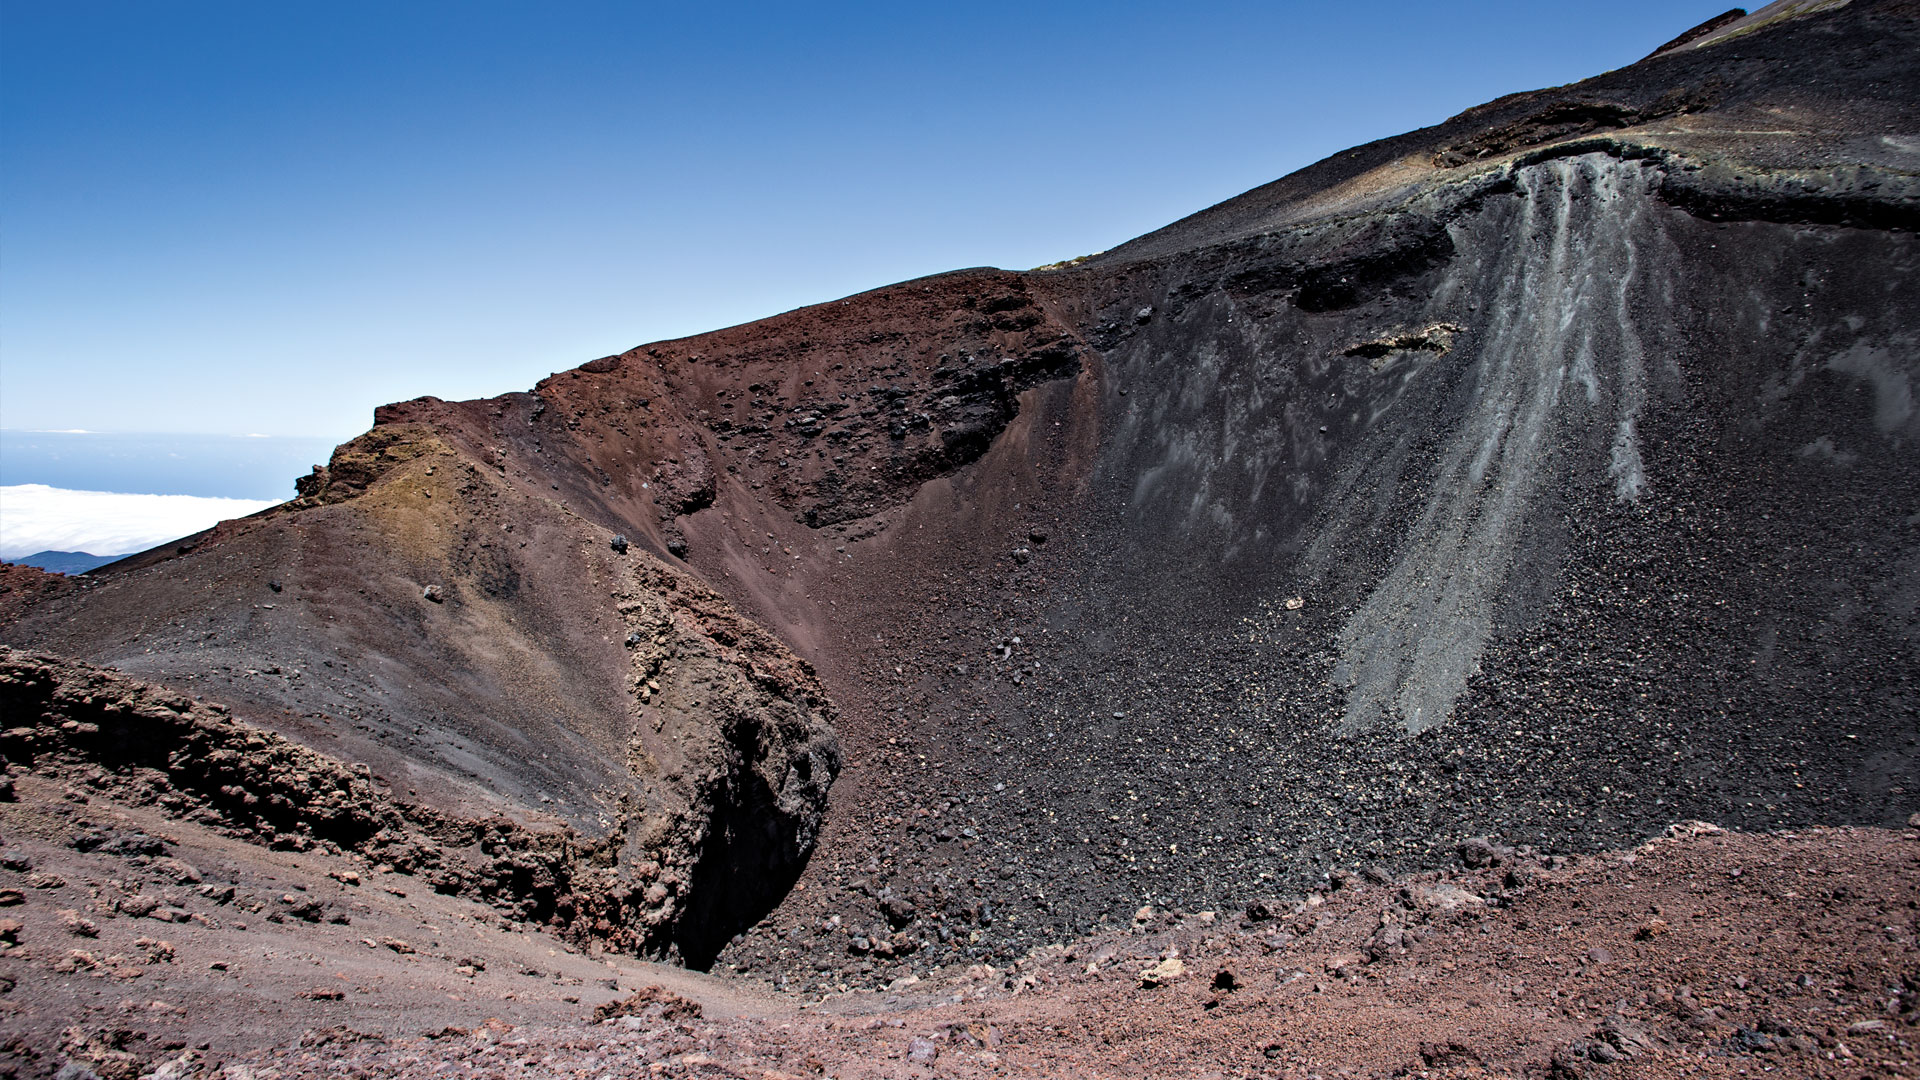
[6,795,1912,1079]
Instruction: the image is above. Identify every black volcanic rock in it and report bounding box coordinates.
[2,0,1917,985]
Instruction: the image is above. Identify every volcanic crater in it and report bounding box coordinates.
[3,2,1918,1077]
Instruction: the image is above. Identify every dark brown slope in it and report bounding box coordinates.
[3,0,1917,1003]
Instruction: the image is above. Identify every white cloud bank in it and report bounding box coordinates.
[0,484,279,561]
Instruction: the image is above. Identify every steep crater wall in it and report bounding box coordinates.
[746,144,1919,973]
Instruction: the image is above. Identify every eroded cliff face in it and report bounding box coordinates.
[3,0,1917,978]
[0,435,839,965]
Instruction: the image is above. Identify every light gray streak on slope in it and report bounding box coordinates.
[1334,155,1656,733]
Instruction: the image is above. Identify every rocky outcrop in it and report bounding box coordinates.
[0,600,835,965]
[610,561,841,964]
[0,563,77,627]
[293,424,453,504]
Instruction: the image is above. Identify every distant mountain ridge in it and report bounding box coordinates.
[9,550,124,575]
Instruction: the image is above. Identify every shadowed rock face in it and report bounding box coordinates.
[0,645,835,966]
[4,0,1918,975]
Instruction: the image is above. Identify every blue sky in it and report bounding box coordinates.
[3,1,1734,451]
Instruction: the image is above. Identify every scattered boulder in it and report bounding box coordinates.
[1420,1041,1484,1069]
[1845,1019,1888,1035]
[1138,956,1185,987]
[53,949,98,973]
[75,832,170,859]
[278,894,325,922]
[946,1023,1002,1049]
[151,858,201,885]
[1409,882,1485,912]
[593,985,702,1024]
[878,894,917,928]
[57,1027,147,1080]
[1323,951,1368,978]
[114,895,159,918]
[1598,1015,1663,1059]
[1457,836,1510,869]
